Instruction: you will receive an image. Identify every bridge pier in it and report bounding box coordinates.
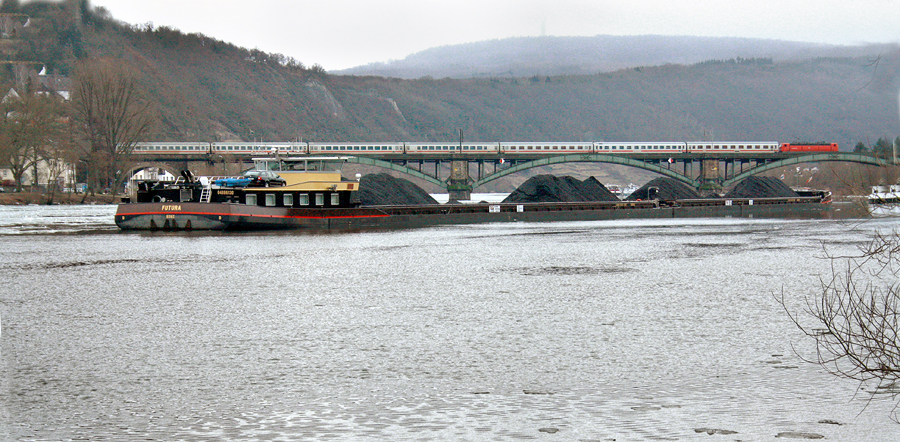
[447,159,472,201]
[699,159,723,193]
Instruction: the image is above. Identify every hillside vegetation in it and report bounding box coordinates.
[81,23,899,152]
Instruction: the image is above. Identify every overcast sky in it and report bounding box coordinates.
[86,0,900,70]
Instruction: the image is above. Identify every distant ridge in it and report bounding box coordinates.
[334,35,890,79]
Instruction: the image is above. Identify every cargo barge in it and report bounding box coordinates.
[115,157,837,231]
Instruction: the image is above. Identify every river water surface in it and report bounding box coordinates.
[1,204,899,441]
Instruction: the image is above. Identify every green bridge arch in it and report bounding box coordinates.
[722,153,893,188]
[472,154,697,188]
[345,157,449,188]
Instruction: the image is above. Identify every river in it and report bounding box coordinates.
[0,204,898,441]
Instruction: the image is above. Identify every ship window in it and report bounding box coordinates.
[330,193,340,206]
[245,194,257,206]
[283,194,293,207]
[265,194,276,207]
[315,193,324,206]
[299,194,309,205]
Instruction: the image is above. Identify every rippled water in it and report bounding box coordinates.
[0,204,117,235]
[1,205,899,440]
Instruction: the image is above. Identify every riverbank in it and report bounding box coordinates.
[0,192,119,205]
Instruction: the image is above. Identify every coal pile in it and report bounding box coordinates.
[356,173,439,205]
[625,178,701,201]
[725,176,799,198]
[503,175,620,203]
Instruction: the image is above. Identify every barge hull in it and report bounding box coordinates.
[115,198,841,231]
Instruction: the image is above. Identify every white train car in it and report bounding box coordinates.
[132,142,211,155]
[309,142,405,155]
[499,142,594,155]
[595,142,687,154]
[210,142,293,155]
[405,142,500,154]
[686,141,779,153]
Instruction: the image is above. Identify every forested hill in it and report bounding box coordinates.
[29,6,900,150]
[334,35,893,79]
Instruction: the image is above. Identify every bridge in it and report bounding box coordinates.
[129,149,893,199]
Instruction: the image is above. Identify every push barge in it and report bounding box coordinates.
[115,157,837,231]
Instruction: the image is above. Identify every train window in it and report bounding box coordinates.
[245,194,257,206]
[299,194,309,205]
[283,194,293,207]
[330,193,339,206]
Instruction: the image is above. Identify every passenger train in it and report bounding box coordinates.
[130,141,839,156]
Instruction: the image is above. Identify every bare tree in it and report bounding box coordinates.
[71,59,156,194]
[0,90,66,191]
[780,230,900,421]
